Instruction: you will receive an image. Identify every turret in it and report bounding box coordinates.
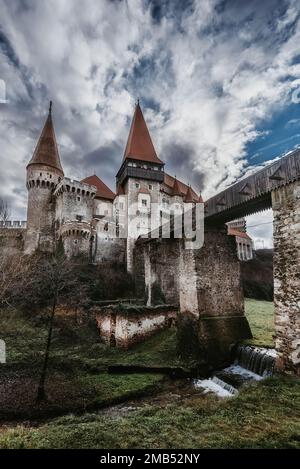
[24,101,64,254]
[116,100,164,271]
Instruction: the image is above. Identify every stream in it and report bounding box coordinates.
[193,345,277,397]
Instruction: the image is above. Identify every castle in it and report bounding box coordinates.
[2,100,299,375]
[23,100,203,270]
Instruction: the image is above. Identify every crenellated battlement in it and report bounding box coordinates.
[60,220,94,239]
[26,178,57,191]
[54,177,97,199]
[0,220,27,229]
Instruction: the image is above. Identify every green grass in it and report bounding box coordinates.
[0,376,299,449]
[1,298,275,371]
[0,308,169,419]
[0,300,299,448]
[0,308,180,369]
[244,298,274,347]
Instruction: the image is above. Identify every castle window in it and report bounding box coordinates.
[77,196,81,201]
[135,183,140,189]
[104,222,108,232]
[50,175,52,179]
[40,173,42,177]
[148,184,153,190]
[76,215,83,222]
[119,202,124,210]
[142,199,147,206]
[74,240,78,245]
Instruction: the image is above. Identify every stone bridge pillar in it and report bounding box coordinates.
[272,181,300,376]
[177,228,252,367]
[133,228,252,369]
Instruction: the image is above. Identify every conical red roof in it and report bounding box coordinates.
[163,174,199,202]
[27,102,64,175]
[123,102,163,164]
[81,175,115,200]
[172,177,182,196]
[184,186,195,203]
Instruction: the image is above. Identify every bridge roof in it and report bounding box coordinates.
[205,149,300,224]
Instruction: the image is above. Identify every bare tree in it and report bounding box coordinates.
[20,247,78,401]
[0,198,11,223]
[0,241,83,401]
[0,253,31,307]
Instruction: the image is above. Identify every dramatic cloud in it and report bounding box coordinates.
[1,0,300,248]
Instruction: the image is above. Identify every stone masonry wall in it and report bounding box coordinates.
[126,177,161,272]
[195,229,244,318]
[95,305,176,349]
[0,228,25,256]
[134,238,180,306]
[134,228,251,367]
[25,164,62,254]
[93,237,126,264]
[272,180,300,376]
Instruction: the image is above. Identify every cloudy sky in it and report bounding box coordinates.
[1,0,300,248]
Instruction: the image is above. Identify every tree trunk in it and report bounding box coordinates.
[36,292,57,401]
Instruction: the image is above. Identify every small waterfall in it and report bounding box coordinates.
[234,345,276,377]
[211,377,238,395]
[193,376,238,397]
[193,346,277,398]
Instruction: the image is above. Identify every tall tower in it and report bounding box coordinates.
[24,102,64,254]
[116,101,164,271]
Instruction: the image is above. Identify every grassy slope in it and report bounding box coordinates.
[0,376,299,449]
[0,309,171,419]
[1,298,299,448]
[244,298,274,347]
[0,297,276,421]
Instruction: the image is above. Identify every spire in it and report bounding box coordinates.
[184,185,195,203]
[198,192,204,203]
[27,101,64,175]
[172,177,182,196]
[123,101,163,164]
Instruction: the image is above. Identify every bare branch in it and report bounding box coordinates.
[0,253,31,307]
[0,198,11,223]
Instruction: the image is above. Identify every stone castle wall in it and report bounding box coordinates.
[134,227,251,367]
[0,228,25,256]
[134,238,180,306]
[93,237,126,264]
[54,178,96,227]
[272,180,300,376]
[24,164,62,254]
[126,177,161,272]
